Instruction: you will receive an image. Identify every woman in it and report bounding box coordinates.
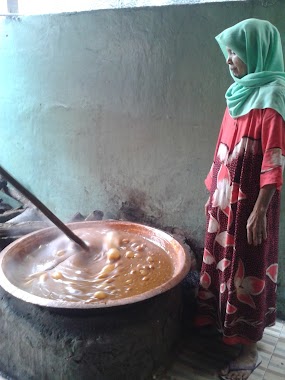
[195,19,285,380]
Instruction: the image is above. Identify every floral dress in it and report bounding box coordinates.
[196,107,285,345]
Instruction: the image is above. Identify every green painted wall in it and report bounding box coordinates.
[0,0,285,315]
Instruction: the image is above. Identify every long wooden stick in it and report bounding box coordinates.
[0,165,89,251]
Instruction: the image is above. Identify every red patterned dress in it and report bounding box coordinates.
[196,107,285,345]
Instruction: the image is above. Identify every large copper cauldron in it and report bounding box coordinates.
[0,221,191,380]
[0,220,190,308]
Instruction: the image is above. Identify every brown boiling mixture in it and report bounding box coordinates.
[8,228,174,303]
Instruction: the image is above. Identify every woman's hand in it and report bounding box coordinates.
[246,184,276,245]
[246,210,267,246]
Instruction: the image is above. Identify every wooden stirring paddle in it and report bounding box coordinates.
[0,165,89,251]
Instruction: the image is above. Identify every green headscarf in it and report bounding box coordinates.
[215,18,285,120]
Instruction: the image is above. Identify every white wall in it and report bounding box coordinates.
[1,1,285,248]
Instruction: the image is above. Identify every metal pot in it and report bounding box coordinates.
[0,220,190,309]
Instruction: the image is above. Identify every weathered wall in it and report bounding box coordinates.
[1,0,285,315]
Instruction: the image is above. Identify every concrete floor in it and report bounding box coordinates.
[160,320,285,380]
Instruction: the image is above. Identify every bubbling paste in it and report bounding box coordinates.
[9,228,173,303]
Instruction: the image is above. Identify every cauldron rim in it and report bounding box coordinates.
[0,220,191,309]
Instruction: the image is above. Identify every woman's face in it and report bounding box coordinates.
[226,47,247,78]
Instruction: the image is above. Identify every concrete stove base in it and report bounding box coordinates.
[0,285,183,380]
